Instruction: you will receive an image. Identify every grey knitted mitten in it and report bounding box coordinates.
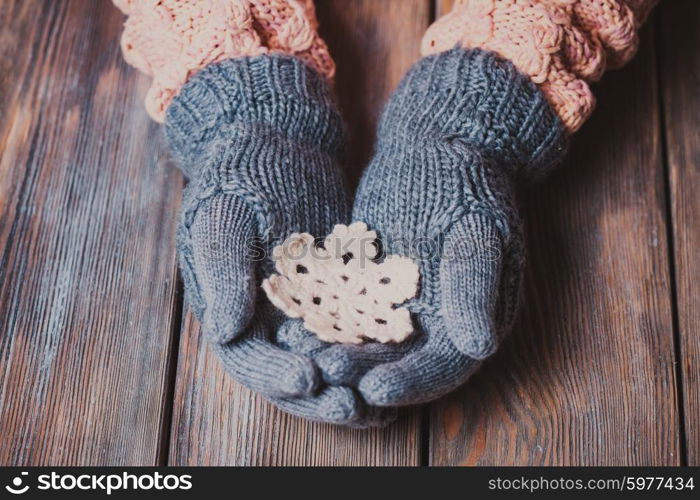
[282,48,567,408]
[166,55,392,426]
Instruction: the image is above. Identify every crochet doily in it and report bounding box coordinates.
[262,223,419,344]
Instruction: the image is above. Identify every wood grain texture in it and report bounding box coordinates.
[167,0,430,465]
[316,0,432,187]
[659,0,700,466]
[0,0,181,465]
[435,0,456,15]
[429,21,681,465]
[1,0,693,467]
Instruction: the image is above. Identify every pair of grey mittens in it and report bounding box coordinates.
[165,48,566,426]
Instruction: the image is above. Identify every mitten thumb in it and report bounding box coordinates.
[440,213,504,359]
[180,192,257,344]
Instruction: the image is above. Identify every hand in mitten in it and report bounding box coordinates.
[278,0,656,410]
[282,48,567,406]
[115,0,391,426]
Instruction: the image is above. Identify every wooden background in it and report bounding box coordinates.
[0,0,697,466]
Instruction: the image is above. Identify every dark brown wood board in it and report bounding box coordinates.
[659,0,700,466]
[0,0,181,465]
[0,0,695,467]
[167,0,431,466]
[318,0,433,187]
[428,11,681,465]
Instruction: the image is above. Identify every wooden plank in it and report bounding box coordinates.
[168,0,430,465]
[0,0,181,465]
[428,20,681,464]
[319,0,433,187]
[435,0,456,14]
[659,0,700,466]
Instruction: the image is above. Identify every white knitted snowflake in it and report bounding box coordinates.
[262,222,419,344]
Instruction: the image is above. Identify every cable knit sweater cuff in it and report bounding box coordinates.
[165,55,344,177]
[379,48,567,181]
[421,0,658,132]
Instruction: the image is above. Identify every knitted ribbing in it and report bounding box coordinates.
[377,47,567,181]
[163,55,391,425]
[422,0,657,132]
[166,54,344,178]
[114,0,334,122]
[284,48,567,407]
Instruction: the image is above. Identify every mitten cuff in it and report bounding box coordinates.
[379,48,568,180]
[165,54,344,177]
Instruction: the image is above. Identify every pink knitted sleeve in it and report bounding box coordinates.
[113,0,334,122]
[421,0,658,132]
